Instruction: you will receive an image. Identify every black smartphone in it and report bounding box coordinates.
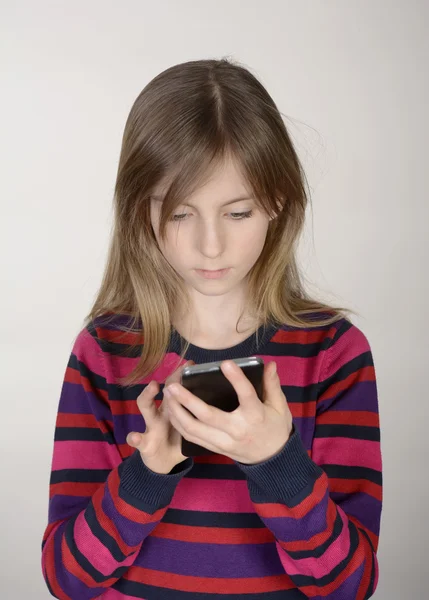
[179,356,264,457]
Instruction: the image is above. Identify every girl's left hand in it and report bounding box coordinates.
[163,360,293,464]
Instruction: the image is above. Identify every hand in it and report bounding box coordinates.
[126,360,195,474]
[163,360,293,464]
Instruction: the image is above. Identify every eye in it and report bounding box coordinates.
[169,210,254,222]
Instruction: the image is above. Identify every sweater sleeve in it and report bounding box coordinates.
[233,321,382,599]
[41,327,194,599]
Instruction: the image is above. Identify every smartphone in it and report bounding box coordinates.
[179,356,264,457]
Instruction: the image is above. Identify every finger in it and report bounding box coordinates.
[126,431,142,448]
[220,360,263,413]
[160,360,195,421]
[168,395,229,453]
[165,383,235,437]
[165,360,195,386]
[136,380,160,424]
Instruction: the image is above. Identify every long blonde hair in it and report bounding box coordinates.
[84,57,352,387]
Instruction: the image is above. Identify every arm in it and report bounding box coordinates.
[234,320,382,599]
[41,327,193,599]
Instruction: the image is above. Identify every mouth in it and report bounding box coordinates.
[195,268,230,279]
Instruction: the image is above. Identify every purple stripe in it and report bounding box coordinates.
[48,495,90,523]
[318,381,377,412]
[59,381,111,420]
[293,417,315,450]
[263,488,329,542]
[112,414,145,444]
[101,483,158,546]
[331,492,382,537]
[111,414,316,448]
[53,521,105,599]
[134,537,285,577]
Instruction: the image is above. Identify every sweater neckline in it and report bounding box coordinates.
[168,320,281,363]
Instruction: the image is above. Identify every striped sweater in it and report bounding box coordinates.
[41,313,382,599]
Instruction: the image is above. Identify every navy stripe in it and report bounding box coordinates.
[54,427,116,444]
[113,578,307,600]
[50,469,111,485]
[69,353,108,391]
[314,424,380,442]
[85,502,128,563]
[289,521,359,587]
[288,510,343,559]
[320,464,382,486]
[64,514,128,583]
[162,508,266,529]
[318,351,374,396]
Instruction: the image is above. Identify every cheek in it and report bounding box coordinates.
[240,223,269,256]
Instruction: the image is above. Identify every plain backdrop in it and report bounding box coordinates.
[1,1,428,598]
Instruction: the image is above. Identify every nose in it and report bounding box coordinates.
[196,218,226,259]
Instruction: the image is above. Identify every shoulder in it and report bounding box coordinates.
[274,314,372,368]
[316,317,374,379]
[75,312,143,357]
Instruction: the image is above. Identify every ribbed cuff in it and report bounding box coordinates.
[233,426,323,503]
[119,450,194,508]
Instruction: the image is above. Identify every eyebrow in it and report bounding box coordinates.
[151,194,254,208]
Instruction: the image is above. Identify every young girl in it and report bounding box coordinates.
[41,58,382,599]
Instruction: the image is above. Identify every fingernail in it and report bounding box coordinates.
[272,362,277,376]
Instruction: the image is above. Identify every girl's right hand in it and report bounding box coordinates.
[126,360,195,474]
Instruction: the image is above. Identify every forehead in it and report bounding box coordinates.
[151,193,255,209]
[151,157,254,207]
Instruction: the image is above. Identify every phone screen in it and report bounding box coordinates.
[180,356,264,457]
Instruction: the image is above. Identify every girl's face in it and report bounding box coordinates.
[149,158,271,299]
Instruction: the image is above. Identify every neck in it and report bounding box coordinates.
[172,288,259,342]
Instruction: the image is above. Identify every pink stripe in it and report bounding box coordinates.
[74,330,106,375]
[52,441,121,471]
[103,589,147,600]
[374,555,379,590]
[277,509,351,577]
[172,479,254,512]
[102,350,326,387]
[312,438,381,471]
[73,511,137,576]
[76,321,368,387]
[324,326,370,373]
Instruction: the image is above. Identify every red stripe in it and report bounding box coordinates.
[106,468,166,525]
[56,413,99,428]
[349,515,379,551]
[317,410,379,427]
[91,483,142,556]
[153,522,275,544]
[93,325,144,347]
[65,365,109,401]
[272,329,329,344]
[328,478,382,502]
[110,398,316,419]
[319,366,375,402]
[356,541,374,600]
[279,500,337,553]
[61,534,116,588]
[254,473,327,519]
[50,482,100,497]
[44,530,72,600]
[123,565,296,593]
[300,544,365,596]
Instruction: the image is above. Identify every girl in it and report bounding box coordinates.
[41,58,382,599]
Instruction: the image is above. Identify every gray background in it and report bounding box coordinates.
[1,1,428,598]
